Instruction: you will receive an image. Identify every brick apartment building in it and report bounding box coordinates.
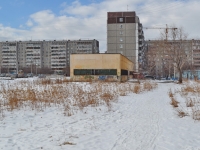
[146,39,200,78]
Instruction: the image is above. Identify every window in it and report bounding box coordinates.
[120,37,123,42]
[121,70,128,75]
[120,31,123,35]
[120,24,123,28]
[120,44,123,48]
[74,69,117,75]
[119,18,123,22]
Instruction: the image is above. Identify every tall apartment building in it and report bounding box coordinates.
[0,39,99,74]
[107,11,145,72]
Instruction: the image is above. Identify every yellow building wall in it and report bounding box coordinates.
[120,55,134,72]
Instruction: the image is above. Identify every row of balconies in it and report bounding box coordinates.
[50,58,66,61]
[25,58,40,61]
[51,58,66,61]
[26,54,40,56]
[26,47,41,49]
[51,51,66,54]
[51,56,66,59]
[51,49,66,51]
[26,56,40,59]
[51,53,66,56]
[2,63,16,65]
[2,55,16,58]
[51,64,66,67]
[2,48,16,51]
[51,62,66,65]
[2,51,16,53]
[51,47,66,49]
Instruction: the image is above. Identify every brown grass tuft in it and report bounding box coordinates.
[168,89,174,98]
[143,81,157,91]
[192,108,200,120]
[61,141,76,145]
[170,97,179,107]
[186,98,195,107]
[133,84,141,94]
[176,108,188,118]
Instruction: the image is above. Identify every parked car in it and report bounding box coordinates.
[10,73,18,78]
[27,73,34,77]
[38,74,46,78]
[144,75,155,80]
[0,73,6,77]
[5,73,12,77]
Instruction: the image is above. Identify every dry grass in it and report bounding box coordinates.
[143,81,157,91]
[176,108,188,118]
[192,109,200,120]
[133,84,141,94]
[186,98,195,107]
[169,80,200,121]
[61,141,76,145]
[0,79,158,119]
[170,97,179,107]
[168,89,174,98]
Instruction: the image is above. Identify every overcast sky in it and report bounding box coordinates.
[0,0,200,52]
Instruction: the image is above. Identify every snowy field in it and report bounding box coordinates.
[0,78,200,150]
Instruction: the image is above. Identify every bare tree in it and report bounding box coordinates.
[165,26,192,83]
[147,40,172,79]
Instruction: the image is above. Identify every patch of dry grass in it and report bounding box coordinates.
[169,80,200,121]
[168,89,173,98]
[192,109,200,120]
[143,81,157,91]
[176,108,189,118]
[170,97,179,108]
[61,141,76,145]
[0,79,158,119]
[186,98,195,107]
[133,84,141,94]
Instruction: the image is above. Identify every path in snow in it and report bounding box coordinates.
[67,83,200,150]
[110,83,164,150]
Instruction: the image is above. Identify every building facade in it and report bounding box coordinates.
[0,39,99,74]
[192,39,200,70]
[107,11,145,72]
[146,40,196,78]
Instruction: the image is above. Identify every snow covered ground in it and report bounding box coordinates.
[0,79,200,150]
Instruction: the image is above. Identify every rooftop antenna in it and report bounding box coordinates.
[127,5,129,11]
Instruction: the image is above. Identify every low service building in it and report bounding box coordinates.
[70,53,134,82]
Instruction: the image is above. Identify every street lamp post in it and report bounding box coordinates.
[0,65,1,74]
[31,63,32,74]
[36,64,38,76]
[174,63,176,79]
[169,63,170,79]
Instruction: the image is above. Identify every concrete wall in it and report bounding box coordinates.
[107,22,137,71]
